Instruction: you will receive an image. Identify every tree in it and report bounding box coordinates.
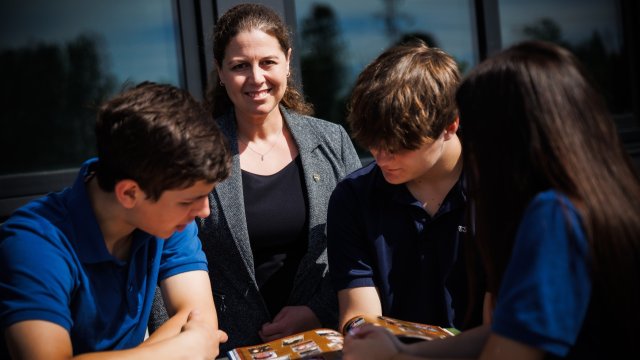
[375,0,413,41]
[521,18,629,114]
[299,4,347,123]
[0,33,116,174]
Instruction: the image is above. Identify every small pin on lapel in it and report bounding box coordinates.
[313,174,320,182]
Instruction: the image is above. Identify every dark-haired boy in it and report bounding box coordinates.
[0,82,231,359]
[327,43,484,332]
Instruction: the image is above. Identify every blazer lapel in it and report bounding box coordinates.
[215,112,257,284]
[213,108,327,295]
[281,108,324,280]
[283,107,321,229]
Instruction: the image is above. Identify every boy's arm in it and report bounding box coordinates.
[399,326,543,360]
[144,270,221,344]
[327,179,382,333]
[343,323,493,360]
[337,287,382,332]
[4,270,224,359]
[5,309,222,359]
[5,320,74,359]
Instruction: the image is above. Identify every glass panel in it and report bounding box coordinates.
[295,0,476,155]
[0,0,181,175]
[498,0,631,116]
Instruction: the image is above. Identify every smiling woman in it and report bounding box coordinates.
[217,28,292,152]
[148,3,362,354]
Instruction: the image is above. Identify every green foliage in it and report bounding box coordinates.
[0,33,116,174]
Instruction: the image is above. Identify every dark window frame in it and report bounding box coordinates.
[474,0,639,166]
[2,0,638,221]
[0,0,216,221]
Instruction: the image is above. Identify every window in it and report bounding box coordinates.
[294,0,476,155]
[294,0,639,166]
[498,0,631,116]
[0,0,181,175]
[496,0,639,165]
[1,0,637,220]
[0,0,211,220]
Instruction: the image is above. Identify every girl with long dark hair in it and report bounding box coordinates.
[341,40,640,359]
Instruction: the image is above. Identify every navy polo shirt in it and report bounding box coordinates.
[0,158,208,354]
[327,162,477,329]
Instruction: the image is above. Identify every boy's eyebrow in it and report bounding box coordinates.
[182,193,210,201]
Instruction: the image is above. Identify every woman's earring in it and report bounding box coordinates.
[286,72,291,78]
[219,81,224,86]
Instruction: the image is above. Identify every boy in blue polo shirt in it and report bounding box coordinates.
[327,42,484,331]
[0,82,231,359]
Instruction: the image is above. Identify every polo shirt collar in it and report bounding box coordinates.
[438,175,467,214]
[370,164,417,206]
[64,158,156,265]
[372,163,467,213]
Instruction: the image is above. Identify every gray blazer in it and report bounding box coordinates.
[149,106,361,353]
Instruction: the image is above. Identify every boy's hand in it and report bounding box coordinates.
[180,310,228,359]
[342,324,402,360]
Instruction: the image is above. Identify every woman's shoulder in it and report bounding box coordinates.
[285,108,343,130]
[284,108,349,142]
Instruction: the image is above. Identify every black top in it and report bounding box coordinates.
[242,156,309,316]
[327,162,484,329]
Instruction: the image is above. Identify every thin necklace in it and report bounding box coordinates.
[238,137,277,161]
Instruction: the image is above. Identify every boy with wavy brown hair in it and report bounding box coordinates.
[1,82,231,359]
[328,41,483,332]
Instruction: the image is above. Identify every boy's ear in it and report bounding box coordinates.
[443,117,460,140]
[114,179,141,209]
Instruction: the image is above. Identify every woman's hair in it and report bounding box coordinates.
[347,41,460,152]
[205,3,313,118]
[457,40,640,348]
